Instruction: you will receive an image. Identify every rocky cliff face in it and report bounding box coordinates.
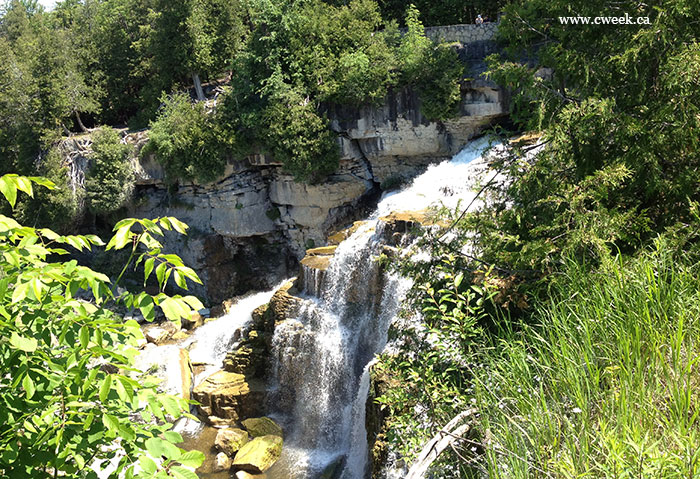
[60,76,505,304]
[126,81,504,303]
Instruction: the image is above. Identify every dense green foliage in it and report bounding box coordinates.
[0,174,206,478]
[1,0,467,197]
[144,94,231,183]
[86,127,134,214]
[375,0,700,476]
[473,0,700,272]
[15,148,81,232]
[217,0,397,181]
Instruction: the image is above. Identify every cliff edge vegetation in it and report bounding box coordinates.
[375,0,700,476]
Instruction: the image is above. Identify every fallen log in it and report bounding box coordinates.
[405,408,477,479]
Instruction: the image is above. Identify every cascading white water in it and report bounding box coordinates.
[184,286,286,386]
[133,283,287,441]
[267,137,502,478]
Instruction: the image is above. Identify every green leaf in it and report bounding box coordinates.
[182,296,205,311]
[10,332,38,352]
[0,175,18,207]
[173,270,187,289]
[102,414,120,434]
[139,456,158,474]
[79,326,90,349]
[163,431,183,444]
[160,395,182,417]
[145,437,181,461]
[159,297,188,321]
[170,466,197,479]
[139,294,156,322]
[155,262,168,288]
[177,450,205,468]
[11,282,30,304]
[22,374,35,399]
[144,257,156,284]
[106,225,133,251]
[14,176,33,197]
[99,375,112,402]
[115,376,134,402]
[167,218,189,235]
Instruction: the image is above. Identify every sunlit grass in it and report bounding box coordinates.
[474,240,700,478]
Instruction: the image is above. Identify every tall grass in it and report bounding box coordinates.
[474,241,700,478]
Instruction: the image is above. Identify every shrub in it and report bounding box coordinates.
[15,147,80,232]
[264,91,340,182]
[415,45,463,120]
[0,174,206,479]
[145,93,231,184]
[85,127,134,215]
[399,6,463,121]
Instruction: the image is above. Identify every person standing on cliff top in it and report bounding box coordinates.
[476,14,484,24]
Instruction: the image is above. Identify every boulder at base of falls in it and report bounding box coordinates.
[215,427,250,456]
[232,435,283,474]
[192,371,263,420]
[241,417,283,438]
[213,452,232,472]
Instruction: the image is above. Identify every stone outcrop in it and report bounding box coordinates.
[223,282,302,381]
[241,417,283,438]
[192,371,264,421]
[124,75,504,304]
[214,452,232,472]
[215,427,250,456]
[232,435,284,474]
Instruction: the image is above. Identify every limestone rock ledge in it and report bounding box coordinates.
[61,80,505,303]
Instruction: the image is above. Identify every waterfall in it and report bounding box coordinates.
[184,286,285,386]
[267,136,501,478]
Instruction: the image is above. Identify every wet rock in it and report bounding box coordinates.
[172,331,190,341]
[320,456,346,479]
[223,329,269,378]
[232,435,283,474]
[241,417,283,439]
[267,282,303,325]
[192,371,263,420]
[213,452,232,472]
[182,312,204,330]
[215,428,249,456]
[367,363,392,476]
[327,221,367,245]
[143,326,172,345]
[300,255,332,271]
[300,245,338,273]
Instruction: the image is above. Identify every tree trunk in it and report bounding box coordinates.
[405,409,476,479]
[74,110,88,133]
[192,72,206,101]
